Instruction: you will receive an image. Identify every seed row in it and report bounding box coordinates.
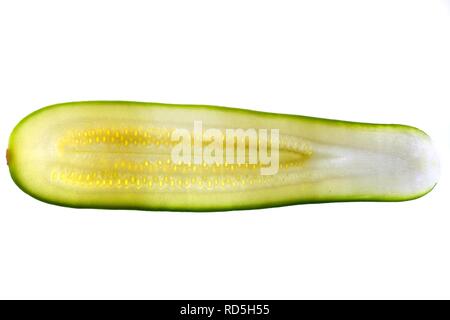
[51,170,279,190]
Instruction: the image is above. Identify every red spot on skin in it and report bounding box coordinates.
[6,149,10,165]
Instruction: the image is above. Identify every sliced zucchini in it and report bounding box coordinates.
[7,101,439,211]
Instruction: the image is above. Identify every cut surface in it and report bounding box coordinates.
[8,101,439,211]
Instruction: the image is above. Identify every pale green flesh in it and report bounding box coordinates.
[8,101,439,211]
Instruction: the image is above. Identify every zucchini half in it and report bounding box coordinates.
[7,101,439,211]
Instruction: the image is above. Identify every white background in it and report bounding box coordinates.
[0,0,449,299]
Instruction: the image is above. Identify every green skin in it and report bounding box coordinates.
[7,101,438,212]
